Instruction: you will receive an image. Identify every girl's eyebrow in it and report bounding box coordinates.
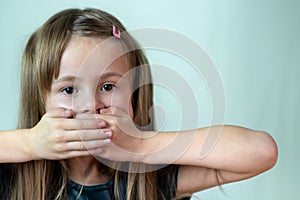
[100,72,123,79]
[53,72,123,84]
[53,76,77,84]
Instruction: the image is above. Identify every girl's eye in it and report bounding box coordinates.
[61,87,77,95]
[101,83,115,92]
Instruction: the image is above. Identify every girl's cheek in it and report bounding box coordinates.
[128,101,134,119]
[110,91,134,118]
[56,103,73,110]
[45,96,73,112]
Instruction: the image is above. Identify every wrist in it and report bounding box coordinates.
[22,128,37,160]
[119,131,157,163]
[140,131,180,165]
[139,131,167,164]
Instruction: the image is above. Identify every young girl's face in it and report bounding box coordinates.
[45,36,134,117]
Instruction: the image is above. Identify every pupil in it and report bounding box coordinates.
[66,87,73,94]
[104,84,112,90]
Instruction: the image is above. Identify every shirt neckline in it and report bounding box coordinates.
[67,176,114,191]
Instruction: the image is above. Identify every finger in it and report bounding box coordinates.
[64,129,113,141]
[58,118,107,130]
[100,106,128,117]
[57,148,103,159]
[66,139,111,151]
[74,113,103,120]
[45,107,74,118]
[100,107,112,115]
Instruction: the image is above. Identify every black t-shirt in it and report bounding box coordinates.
[67,165,179,200]
[1,164,181,200]
[67,177,118,200]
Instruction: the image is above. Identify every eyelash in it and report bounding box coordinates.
[60,83,116,95]
[61,86,78,95]
[100,83,116,92]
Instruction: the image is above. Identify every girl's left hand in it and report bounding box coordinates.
[89,106,154,162]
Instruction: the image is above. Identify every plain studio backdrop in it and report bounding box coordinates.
[0,0,299,199]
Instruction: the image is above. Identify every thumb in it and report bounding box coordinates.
[45,107,73,118]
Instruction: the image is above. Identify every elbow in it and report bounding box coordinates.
[257,131,278,173]
[267,133,278,170]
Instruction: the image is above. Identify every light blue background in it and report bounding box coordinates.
[0,0,299,199]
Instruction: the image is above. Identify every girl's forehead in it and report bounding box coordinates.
[59,36,130,79]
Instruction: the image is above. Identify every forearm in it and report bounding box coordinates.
[142,125,278,174]
[0,129,32,163]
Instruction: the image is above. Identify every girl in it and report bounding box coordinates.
[0,8,278,200]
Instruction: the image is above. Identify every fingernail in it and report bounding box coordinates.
[101,108,109,113]
[104,130,112,138]
[64,109,71,115]
[104,139,111,144]
[98,121,105,127]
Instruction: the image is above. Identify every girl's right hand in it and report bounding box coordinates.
[27,108,112,160]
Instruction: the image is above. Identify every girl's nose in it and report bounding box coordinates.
[73,92,107,114]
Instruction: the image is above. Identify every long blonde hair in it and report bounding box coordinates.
[10,8,178,200]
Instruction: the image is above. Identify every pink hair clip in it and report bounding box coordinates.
[112,24,120,38]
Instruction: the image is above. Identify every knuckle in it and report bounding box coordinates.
[55,143,66,152]
[53,120,62,129]
[53,132,64,142]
